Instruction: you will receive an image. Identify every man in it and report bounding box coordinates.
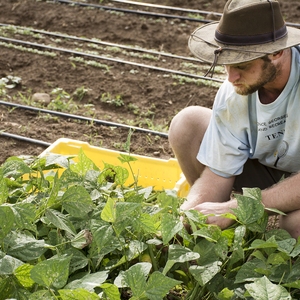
[169,0,300,238]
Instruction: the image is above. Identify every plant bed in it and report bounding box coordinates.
[1,147,300,299]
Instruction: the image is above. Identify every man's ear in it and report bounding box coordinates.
[272,50,284,58]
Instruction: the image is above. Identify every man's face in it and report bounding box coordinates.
[225,57,278,95]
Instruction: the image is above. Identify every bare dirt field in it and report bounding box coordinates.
[0,0,299,164]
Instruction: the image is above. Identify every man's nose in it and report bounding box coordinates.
[226,66,241,83]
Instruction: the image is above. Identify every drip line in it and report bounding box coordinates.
[0,101,169,138]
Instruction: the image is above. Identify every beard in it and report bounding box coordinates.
[233,59,279,96]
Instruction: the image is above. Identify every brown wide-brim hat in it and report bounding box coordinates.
[189,0,300,66]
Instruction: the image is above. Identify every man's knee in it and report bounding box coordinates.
[169,106,211,149]
[279,210,300,238]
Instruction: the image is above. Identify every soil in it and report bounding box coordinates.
[0,0,299,165]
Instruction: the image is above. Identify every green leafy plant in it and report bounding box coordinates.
[0,152,300,299]
[101,92,124,107]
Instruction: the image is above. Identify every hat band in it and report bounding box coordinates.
[215,25,287,46]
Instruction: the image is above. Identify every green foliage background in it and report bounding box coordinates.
[1,150,300,299]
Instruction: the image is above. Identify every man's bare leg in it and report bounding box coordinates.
[279,210,300,238]
[168,106,212,185]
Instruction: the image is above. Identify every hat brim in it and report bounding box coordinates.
[189,22,300,65]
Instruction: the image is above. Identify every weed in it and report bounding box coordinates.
[0,41,56,57]
[82,104,96,117]
[48,88,78,112]
[69,57,111,73]
[127,103,140,115]
[73,86,90,101]
[187,13,205,20]
[100,92,124,107]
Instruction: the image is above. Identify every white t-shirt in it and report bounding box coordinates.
[198,47,300,178]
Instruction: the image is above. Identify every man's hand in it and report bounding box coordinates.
[193,200,237,229]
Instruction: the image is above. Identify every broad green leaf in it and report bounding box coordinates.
[0,205,14,241]
[70,149,99,176]
[111,165,129,186]
[118,153,137,163]
[283,280,300,289]
[46,172,61,208]
[163,244,200,275]
[0,276,31,300]
[28,290,55,299]
[64,248,89,274]
[242,187,262,200]
[113,240,148,269]
[249,236,278,250]
[45,153,71,169]
[62,185,95,218]
[71,229,93,249]
[265,207,286,215]
[277,238,296,254]
[145,271,182,300]
[59,288,100,300]
[227,226,246,272]
[218,288,235,300]
[65,271,109,291]
[0,255,24,275]
[158,192,179,214]
[10,203,36,232]
[246,212,269,233]
[30,254,72,289]
[214,236,229,260]
[5,232,46,262]
[127,240,148,261]
[161,213,183,245]
[235,258,266,283]
[266,229,292,241]
[184,209,207,224]
[2,157,31,179]
[138,186,153,200]
[59,168,82,187]
[267,252,289,265]
[190,261,222,286]
[245,276,292,300]
[233,192,264,225]
[290,240,300,257]
[101,283,121,300]
[133,213,158,235]
[122,263,150,298]
[114,262,152,288]
[14,263,35,288]
[194,238,219,266]
[101,198,117,223]
[285,259,300,283]
[90,219,120,255]
[100,164,129,185]
[45,208,76,235]
[193,225,222,242]
[114,202,142,235]
[0,169,8,204]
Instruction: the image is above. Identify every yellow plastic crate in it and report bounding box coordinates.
[40,138,189,197]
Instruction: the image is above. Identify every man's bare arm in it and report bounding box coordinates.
[262,172,300,213]
[180,166,235,210]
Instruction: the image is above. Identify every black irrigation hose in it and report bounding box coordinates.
[52,0,212,23]
[0,132,51,147]
[53,0,300,28]
[0,23,201,63]
[0,101,169,138]
[110,0,222,16]
[0,36,224,83]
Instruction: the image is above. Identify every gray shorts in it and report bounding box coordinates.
[233,159,292,192]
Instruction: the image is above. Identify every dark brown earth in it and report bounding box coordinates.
[0,0,299,164]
